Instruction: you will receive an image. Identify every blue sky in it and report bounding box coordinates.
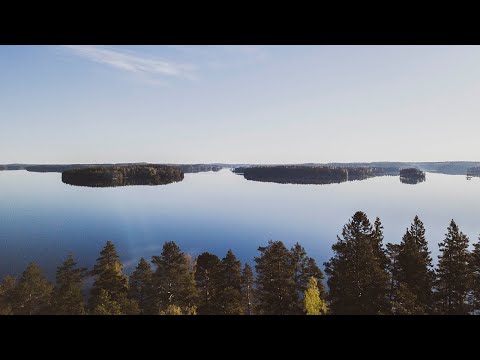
[1,45,480,164]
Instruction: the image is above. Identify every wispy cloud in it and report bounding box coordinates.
[62,45,195,81]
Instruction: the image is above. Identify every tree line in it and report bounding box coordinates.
[1,211,479,315]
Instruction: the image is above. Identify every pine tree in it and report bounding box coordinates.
[217,250,243,314]
[254,240,297,314]
[129,257,155,314]
[14,262,53,315]
[0,275,16,315]
[324,211,390,314]
[152,241,198,313]
[241,263,255,315]
[290,242,325,313]
[92,289,123,315]
[395,216,434,313]
[194,252,222,314]
[52,254,87,315]
[89,241,138,314]
[470,236,480,314]
[159,304,184,315]
[221,250,242,292]
[436,220,471,314]
[304,277,328,315]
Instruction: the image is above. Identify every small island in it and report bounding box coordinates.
[400,168,426,184]
[467,166,480,177]
[62,164,184,187]
[233,165,393,185]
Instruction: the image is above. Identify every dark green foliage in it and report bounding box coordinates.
[217,250,243,314]
[194,252,222,314]
[221,250,242,292]
[129,257,155,314]
[291,242,325,313]
[152,241,198,313]
[395,216,434,313]
[470,236,480,313]
[89,241,137,314]
[52,254,87,315]
[219,287,243,315]
[0,275,16,315]
[62,164,184,187]
[324,211,390,314]
[436,220,471,314]
[254,240,297,314]
[92,289,123,315]
[236,165,385,185]
[399,168,426,184]
[13,262,53,315]
[241,263,255,315]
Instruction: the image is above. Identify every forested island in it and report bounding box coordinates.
[233,165,396,185]
[1,211,479,315]
[400,168,426,184]
[62,165,184,187]
[467,167,480,177]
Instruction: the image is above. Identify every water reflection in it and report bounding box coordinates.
[0,169,479,279]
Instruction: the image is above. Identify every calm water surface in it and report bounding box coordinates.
[1,169,479,278]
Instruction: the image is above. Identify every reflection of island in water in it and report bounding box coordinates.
[400,168,426,184]
[233,166,397,185]
[62,165,184,187]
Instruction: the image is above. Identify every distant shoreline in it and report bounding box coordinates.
[2,161,480,176]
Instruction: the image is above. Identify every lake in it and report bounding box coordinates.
[1,169,479,279]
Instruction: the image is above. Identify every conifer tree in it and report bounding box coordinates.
[92,289,123,315]
[152,241,198,313]
[0,275,16,315]
[436,220,471,314]
[194,252,222,314]
[470,236,480,314]
[52,254,87,315]
[217,250,243,314]
[221,250,242,292]
[129,257,155,314]
[241,263,255,315]
[290,243,325,312]
[304,277,328,315]
[324,211,390,314]
[395,216,434,313]
[254,240,297,314]
[14,262,53,315]
[89,241,138,314]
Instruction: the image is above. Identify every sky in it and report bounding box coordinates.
[1,45,480,164]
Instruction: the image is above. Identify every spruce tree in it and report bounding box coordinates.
[14,262,53,315]
[152,241,198,313]
[221,250,242,291]
[92,289,123,315]
[304,277,328,315]
[218,250,243,314]
[395,216,434,313]
[89,241,138,314]
[436,220,471,314]
[290,242,325,313]
[241,263,255,315]
[254,240,297,314]
[470,236,480,314]
[324,211,390,314]
[194,252,222,314]
[0,275,16,315]
[129,257,155,314]
[52,254,87,315]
